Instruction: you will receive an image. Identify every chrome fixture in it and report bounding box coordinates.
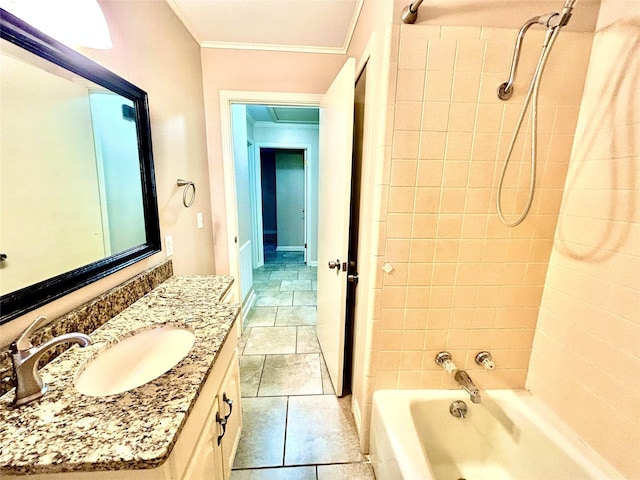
[496,10,572,101]
[496,0,577,227]
[177,179,196,208]
[401,0,424,24]
[450,400,468,419]
[454,370,481,404]
[475,351,496,370]
[10,316,92,407]
[435,351,457,374]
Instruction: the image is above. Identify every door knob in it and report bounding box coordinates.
[347,274,359,284]
[328,259,340,269]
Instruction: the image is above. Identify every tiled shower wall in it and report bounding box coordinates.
[528,14,640,479]
[356,24,593,446]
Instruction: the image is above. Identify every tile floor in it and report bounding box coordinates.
[231,251,375,480]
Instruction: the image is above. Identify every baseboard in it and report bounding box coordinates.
[275,246,305,252]
[241,289,256,330]
[352,396,362,437]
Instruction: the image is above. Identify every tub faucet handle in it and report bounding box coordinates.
[435,351,457,374]
[475,351,496,371]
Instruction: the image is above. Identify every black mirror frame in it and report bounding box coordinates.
[0,9,161,324]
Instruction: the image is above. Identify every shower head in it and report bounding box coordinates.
[401,0,424,24]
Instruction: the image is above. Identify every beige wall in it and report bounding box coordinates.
[353,23,593,449]
[347,0,394,60]
[527,8,640,479]
[0,0,213,346]
[200,48,346,273]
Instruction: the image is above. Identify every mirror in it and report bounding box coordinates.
[0,9,161,324]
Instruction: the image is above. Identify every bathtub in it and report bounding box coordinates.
[370,389,623,480]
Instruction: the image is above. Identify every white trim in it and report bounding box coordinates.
[352,397,363,439]
[304,150,308,264]
[343,0,365,55]
[89,104,111,256]
[220,91,322,301]
[256,142,314,151]
[276,246,305,252]
[246,112,256,127]
[308,260,318,267]
[241,290,256,328]
[201,40,346,55]
[247,142,263,268]
[253,122,319,130]
[221,91,323,107]
[165,0,201,44]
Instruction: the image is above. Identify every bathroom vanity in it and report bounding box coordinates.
[0,275,242,479]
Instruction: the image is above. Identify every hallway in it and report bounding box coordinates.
[231,251,374,480]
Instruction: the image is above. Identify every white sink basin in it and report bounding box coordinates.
[75,324,196,397]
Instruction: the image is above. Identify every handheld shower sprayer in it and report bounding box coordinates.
[498,0,576,100]
[495,0,577,227]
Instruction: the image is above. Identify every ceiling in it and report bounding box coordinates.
[166,0,363,54]
[246,105,319,124]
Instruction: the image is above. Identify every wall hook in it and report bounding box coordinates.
[177,179,196,208]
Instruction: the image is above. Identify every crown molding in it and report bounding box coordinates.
[200,40,346,55]
[253,121,319,129]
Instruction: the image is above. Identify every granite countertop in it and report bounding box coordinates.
[0,275,239,476]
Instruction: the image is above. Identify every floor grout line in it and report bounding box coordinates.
[281,395,290,468]
[234,254,372,478]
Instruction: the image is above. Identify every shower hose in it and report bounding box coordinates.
[496,25,562,227]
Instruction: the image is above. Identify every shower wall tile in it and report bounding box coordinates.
[441,26,482,40]
[396,69,425,102]
[364,24,595,412]
[426,39,456,70]
[528,11,640,479]
[451,72,481,102]
[424,71,453,101]
[398,36,428,70]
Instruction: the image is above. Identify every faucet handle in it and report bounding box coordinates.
[475,351,496,370]
[13,316,49,351]
[435,351,458,374]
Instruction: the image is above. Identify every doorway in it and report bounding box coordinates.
[220,82,359,394]
[343,62,367,394]
[259,148,306,261]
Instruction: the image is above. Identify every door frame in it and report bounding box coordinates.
[220,91,322,301]
[255,144,311,263]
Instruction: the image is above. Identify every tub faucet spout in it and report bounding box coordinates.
[454,369,481,403]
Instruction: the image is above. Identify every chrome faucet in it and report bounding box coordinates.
[10,316,92,407]
[454,369,481,404]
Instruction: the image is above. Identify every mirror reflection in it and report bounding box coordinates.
[0,40,146,296]
[0,8,160,323]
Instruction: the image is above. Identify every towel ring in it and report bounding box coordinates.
[177,179,196,208]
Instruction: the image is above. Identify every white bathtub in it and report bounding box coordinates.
[370,389,623,480]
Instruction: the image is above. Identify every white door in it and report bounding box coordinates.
[317,58,355,396]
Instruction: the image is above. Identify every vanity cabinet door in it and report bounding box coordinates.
[217,352,242,480]
[182,397,224,480]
